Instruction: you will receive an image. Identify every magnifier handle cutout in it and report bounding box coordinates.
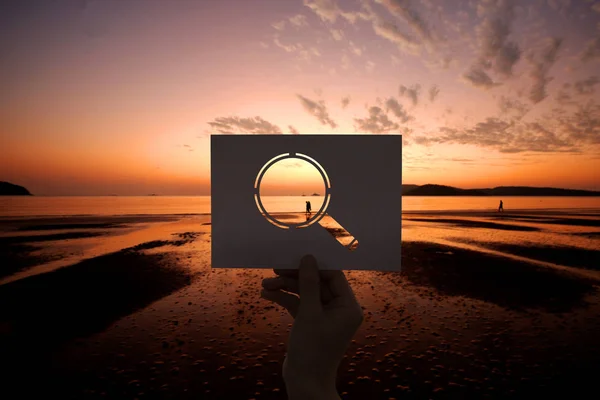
[316,214,359,251]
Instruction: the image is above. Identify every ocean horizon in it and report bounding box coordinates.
[1,195,599,217]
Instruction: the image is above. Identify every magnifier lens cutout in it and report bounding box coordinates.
[254,153,358,251]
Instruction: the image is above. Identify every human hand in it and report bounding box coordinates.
[260,255,364,400]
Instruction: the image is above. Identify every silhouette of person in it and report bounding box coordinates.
[498,200,504,212]
[261,255,363,400]
[306,200,312,215]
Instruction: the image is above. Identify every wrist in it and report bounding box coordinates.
[284,377,340,400]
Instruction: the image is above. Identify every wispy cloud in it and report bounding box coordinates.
[428,84,440,102]
[372,20,420,54]
[375,0,435,44]
[498,96,529,119]
[208,116,282,134]
[463,65,500,89]
[398,84,421,106]
[527,37,562,104]
[413,101,600,153]
[354,106,400,133]
[384,97,413,123]
[289,14,309,28]
[296,94,338,128]
[303,0,361,23]
[463,0,521,88]
[341,96,351,109]
[573,76,599,95]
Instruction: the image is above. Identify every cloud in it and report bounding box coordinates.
[499,122,570,153]
[341,96,351,109]
[349,41,362,56]
[413,100,600,153]
[303,0,339,23]
[498,96,529,119]
[398,84,421,106]
[297,46,321,61]
[354,106,400,133]
[556,103,600,145]
[574,76,600,95]
[272,34,320,62]
[374,0,434,44]
[384,97,413,123]
[304,0,427,55]
[463,65,500,89]
[272,20,286,31]
[296,94,338,128]
[272,14,308,32]
[527,37,563,104]
[414,118,519,151]
[183,144,191,148]
[372,20,420,54]
[289,14,309,28]
[424,55,455,70]
[330,28,344,41]
[581,36,600,62]
[273,35,298,52]
[208,116,282,134]
[302,0,360,23]
[494,41,521,77]
[555,89,575,105]
[463,0,521,88]
[428,85,440,102]
[288,125,300,134]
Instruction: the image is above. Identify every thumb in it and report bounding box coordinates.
[298,254,322,314]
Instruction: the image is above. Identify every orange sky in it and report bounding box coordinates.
[1,1,599,195]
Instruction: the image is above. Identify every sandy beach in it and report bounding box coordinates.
[1,210,600,399]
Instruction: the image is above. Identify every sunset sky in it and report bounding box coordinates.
[1,0,599,195]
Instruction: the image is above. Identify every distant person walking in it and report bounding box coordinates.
[498,200,504,212]
[306,200,312,215]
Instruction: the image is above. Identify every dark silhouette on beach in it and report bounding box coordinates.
[499,200,504,212]
[305,200,312,217]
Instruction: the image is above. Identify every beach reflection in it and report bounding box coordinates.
[1,208,600,398]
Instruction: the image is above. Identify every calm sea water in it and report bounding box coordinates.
[0,196,599,217]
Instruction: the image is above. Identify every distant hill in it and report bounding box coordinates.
[405,184,488,196]
[402,184,420,194]
[402,184,600,196]
[477,186,600,196]
[0,181,32,196]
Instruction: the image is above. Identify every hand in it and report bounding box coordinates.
[260,255,364,400]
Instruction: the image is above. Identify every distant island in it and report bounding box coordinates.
[0,181,32,196]
[402,184,600,196]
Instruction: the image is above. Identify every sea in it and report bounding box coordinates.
[0,196,599,217]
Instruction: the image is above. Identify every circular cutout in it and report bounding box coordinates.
[255,153,331,228]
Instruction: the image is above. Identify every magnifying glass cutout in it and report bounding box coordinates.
[254,152,358,251]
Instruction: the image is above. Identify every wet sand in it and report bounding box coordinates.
[1,211,600,399]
